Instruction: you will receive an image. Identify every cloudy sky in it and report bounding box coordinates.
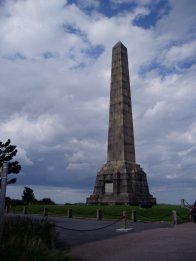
[1,0,196,204]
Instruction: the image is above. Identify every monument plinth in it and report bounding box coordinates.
[87,42,156,205]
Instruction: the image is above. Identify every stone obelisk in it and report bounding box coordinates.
[87,41,156,205]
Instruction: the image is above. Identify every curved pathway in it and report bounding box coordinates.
[69,222,196,261]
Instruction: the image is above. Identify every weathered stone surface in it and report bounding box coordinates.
[87,42,156,205]
[107,41,135,163]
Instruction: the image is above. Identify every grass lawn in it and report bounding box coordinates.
[10,204,190,223]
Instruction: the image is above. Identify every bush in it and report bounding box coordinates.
[0,216,72,261]
[38,198,56,205]
[7,198,27,206]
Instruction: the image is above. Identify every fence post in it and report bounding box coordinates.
[132,210,137,222]
[181,199,185,208]
[123,211,127,229]
[0,163,8,242]
[172,210,177,225]
[6,204,10,213]
[23,206,28,215]
[68,208,72,218]
[43,207,48,217]
[96,209,102,220]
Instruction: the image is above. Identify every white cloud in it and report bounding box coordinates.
[67,138,107,171]
[155,0,196,43]
[83,97,108,112]
[144,101,165,118]
[0,0,67,56]
[16,147,33,166]
[161,40,196,68]
[0,0,196,204]
[0,113,66,148]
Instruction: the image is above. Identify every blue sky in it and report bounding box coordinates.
[1,0,196,204]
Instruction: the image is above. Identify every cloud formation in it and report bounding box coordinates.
[1,0,196,204]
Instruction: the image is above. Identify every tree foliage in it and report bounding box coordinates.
[22,187,36,203]
[39,198,55,205]
[0,139,21,184]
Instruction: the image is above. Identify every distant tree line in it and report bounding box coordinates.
[6,186,56,206]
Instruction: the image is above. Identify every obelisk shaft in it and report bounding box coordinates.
[107,42,136,163]
[86,42,156,205]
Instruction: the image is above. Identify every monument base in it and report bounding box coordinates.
[86,161,156,205]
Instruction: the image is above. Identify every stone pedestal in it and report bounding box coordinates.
[86,161,156,205]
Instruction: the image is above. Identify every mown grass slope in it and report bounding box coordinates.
[11,204,190,222]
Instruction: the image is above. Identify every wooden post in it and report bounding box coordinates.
[172,210,177,225]
[23,206,28,215]
[123,211,127,229]
[96,209,102,220]
[43,207,48,216]
[68,208,72,218]
[0,163,8,242]
[132,210,137,222]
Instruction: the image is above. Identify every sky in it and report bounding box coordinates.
[1,0,196,204]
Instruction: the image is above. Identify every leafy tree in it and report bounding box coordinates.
[22,187,36,203]
[0,139,21,185]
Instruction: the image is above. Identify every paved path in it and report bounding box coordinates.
[7,214,196,260]
[52,217,171,248]
[6,214,171,247]
[70,222,196,261]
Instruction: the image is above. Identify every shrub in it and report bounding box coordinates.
[38,198,56,205]
[0,216,72,261]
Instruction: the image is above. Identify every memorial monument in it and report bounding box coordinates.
[86,41,156,205]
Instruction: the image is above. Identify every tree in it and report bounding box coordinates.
[22,187,36,203]
[0,139,21,184]
[39,198,55,205]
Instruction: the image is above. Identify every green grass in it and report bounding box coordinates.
[10,204,190,223]
[0,217,73,261]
